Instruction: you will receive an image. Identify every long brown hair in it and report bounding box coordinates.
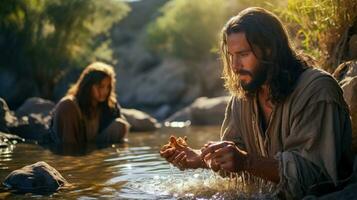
[220,7,308,104]
[67,62,117,117]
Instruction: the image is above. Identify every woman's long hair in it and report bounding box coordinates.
[67,62,117,118]
[220,7,308,104]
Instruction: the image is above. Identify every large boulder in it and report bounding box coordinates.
[122,108,160,132]
[8,114,52,142]
[8,97,54,142]
[119,58,191,106]
[333,61,357,152]
[0,98,17,133]
[3,161,68,194]
[116,57,204,120]
[0,131,24,148]
[166,96,230,125]
[15,97,55,118]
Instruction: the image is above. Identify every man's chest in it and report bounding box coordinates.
[257,95,274,131]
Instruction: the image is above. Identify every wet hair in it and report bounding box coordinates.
[220,7,308,104]
[67,62,117,117]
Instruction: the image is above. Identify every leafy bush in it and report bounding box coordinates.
[278,0,357,70]
[145,0,282,62]
[145,0,228,61]
[0,0,130,97]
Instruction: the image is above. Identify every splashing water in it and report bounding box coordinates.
[126,167,278,200]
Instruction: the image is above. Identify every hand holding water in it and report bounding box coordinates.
[160,136,206,170]
[200,141,221,172]
[201,141,248,173]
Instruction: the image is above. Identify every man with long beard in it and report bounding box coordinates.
[160,7,354,199]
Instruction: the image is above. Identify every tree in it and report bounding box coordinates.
[0,0,130,98]
[145,0,228,61]
[145,0,282,62]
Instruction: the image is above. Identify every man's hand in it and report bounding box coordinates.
[201,141,247,173]
[160,146,206,170]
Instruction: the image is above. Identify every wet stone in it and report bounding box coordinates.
[3,161,68,194]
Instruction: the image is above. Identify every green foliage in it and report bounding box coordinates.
[278,0,357,70]
[146,0,357,70]
[145,0,281,61]
[145,0,228,61]
[0,0,130,97]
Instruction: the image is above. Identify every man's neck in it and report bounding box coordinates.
[258,84,270,104]
[257,84,273,130]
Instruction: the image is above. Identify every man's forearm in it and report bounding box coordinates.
[244,156,280,183]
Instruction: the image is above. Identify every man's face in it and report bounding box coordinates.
[227,32,267,92]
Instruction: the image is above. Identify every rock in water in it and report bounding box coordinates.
[166,96,230,125]
[122,108,160,132]
[3,161,68,194]
[15,97,55,118]
[0,98,17,133]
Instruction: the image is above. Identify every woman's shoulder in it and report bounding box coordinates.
[55,95,79,112]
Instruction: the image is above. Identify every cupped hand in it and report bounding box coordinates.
[201,141,247,173]
[160,146,205,170]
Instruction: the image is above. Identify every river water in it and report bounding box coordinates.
[0,126,277,199]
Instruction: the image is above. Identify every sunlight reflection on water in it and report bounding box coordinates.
[0,126,278,199]
[125,168,278,200]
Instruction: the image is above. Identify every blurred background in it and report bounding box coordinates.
[1,0,356,121]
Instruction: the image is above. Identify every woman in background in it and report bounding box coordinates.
[50,62,130,145]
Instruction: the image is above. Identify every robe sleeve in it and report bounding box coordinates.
[220,97,246,150]
[275,101,352,199]
[50,98,85,144]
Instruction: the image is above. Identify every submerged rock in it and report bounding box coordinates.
[3,161,68,194]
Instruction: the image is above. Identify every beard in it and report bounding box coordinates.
[239,63,267,93]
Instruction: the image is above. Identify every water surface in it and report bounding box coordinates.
[0,126,276,199]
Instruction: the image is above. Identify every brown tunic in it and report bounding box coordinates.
[50,95,129,145]
[221,68,353,199]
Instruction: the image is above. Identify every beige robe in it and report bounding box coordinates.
[221,68,353,199]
